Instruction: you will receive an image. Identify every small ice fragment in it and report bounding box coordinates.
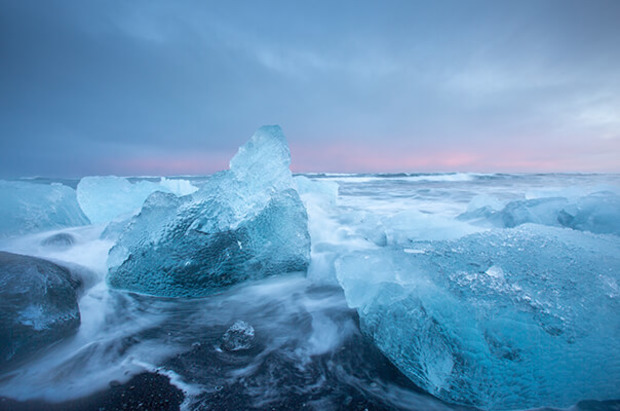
[221,320,255,352]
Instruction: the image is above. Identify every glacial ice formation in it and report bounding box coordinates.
[0,252,81,367]
[107,126,311,297]
[336,225,620,410]
[459,191,620,235]
[0,180,89,237]
[76,176,198,224]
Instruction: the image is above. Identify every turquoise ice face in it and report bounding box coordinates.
[106,126,311,297]
[337,224,620,410]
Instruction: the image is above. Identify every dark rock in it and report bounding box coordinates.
[0,252,81,367]
[0,372,184,411]
[41,232,75,249]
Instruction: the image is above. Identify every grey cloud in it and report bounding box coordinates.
[1,0,619,176]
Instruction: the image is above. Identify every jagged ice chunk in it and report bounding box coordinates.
[0,180,89,237]
[336,225,620,410]
[77,176,198,224]
[458,191,620,236]
[107,126,310,297]
[221,320,255,352]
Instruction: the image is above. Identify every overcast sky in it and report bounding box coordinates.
[1,0,619,177]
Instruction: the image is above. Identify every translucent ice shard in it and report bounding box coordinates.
[563,191,620,235]
[221,320,255,352]
[0,180,89,237]
[459,191,620,236]
[336,225,620,409]
[107,126,311,297]
[294,175,339,206]
[77,176,198,224]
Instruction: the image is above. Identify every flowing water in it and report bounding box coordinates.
[1,172,619,410]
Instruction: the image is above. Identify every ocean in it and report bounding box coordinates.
[1,172,619,411]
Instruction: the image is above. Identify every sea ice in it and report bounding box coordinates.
[459,191,620,235]
[294,175,339,206]
[383,209,481,243]
[0,180,89,237]
[0,252,81,367]
[107,126,311,297]
[76,176,198,224]
[221,320,255,352]
[336,224,620,409]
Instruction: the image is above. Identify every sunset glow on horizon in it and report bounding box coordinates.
[86,136,620,178]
